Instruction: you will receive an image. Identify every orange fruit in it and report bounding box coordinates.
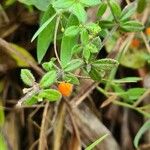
[131,39,140,48]
[58,82,73,97]
[145,27,150,36]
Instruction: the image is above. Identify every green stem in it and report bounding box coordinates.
[100,25,119,50]
[96,87,108,97]
[113,101,150,118]
[54,15,61,65]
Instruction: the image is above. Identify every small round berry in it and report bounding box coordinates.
[145,27,150,36]
[58,82,73,97]
[131,39,140,48]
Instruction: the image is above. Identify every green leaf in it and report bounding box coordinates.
[99,29,108,38]
[31,13,57,42]
[60,15,79,67]
[10,43,36,67]
[86,43,98,53]
[40,70,57,88]
[92,58,119,70]
[112,84,125,94]
[109,0,121,18]
[126,88,146,100]
[120,2,137,21]
[61,36,78,67]
[80,29,89,45]
[83,47,91,62]
[86,23,101,35]
[70,3,87,23]
[42,61,54,71]
[89,68,104,81]
[113,77,142,83]
[72,44,82,55]
[64,74,80,85]
[37,6,56,63]
[120,20,144,32]
[80,0,101,6]
[64,59,84,72]
[65,25,80,37]
[19,0,51,11]
[52,0,75,9]
[99,20,114,29]
[97,3,107,17]
[85,134,109,150]
[91,37,102,50]
[134,120,150,148]
[38,89,62,101]
[118,88,146,101]
[120,51,147,69]
[21,69,35,86]
[137,0,147,13]
[23,96,38,105]
[65,14,79,27]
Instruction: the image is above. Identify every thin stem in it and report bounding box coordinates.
[113,101,150,118]
[54,15,61,65]
[100,25,119,50]
[73,74,91,79]
[96,86,108,97]
[95,24,119,60]
[114,100,135,109]
[16,83,40,107]
[67,72,91,79]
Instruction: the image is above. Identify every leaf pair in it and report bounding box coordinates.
[100,1,144,32]
[21,69,62,105]
[117,1,144,31]
[21,69,57,88]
